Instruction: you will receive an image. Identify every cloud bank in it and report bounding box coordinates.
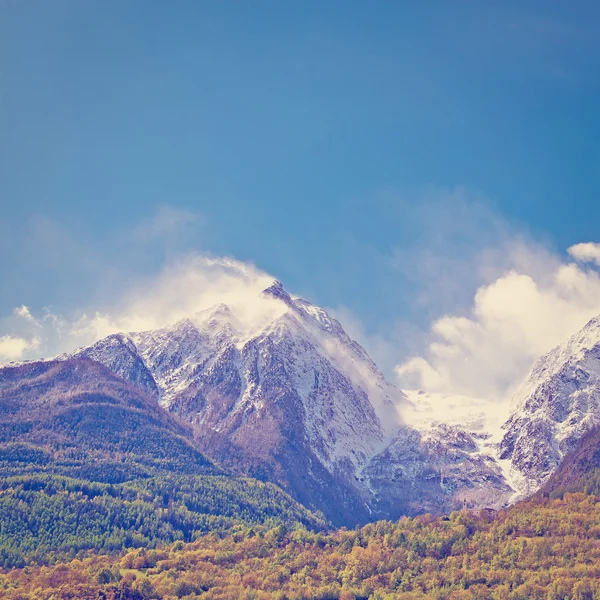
[0,335,39,361]
[568,242,600,266]
[0,205,288,362]
[396,242,600,401]
[69,254,286,341]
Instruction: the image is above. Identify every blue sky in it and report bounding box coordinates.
[2,2,600,393]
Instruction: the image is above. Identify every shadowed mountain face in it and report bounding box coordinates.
[538,425,600,499]
[0,358,219,482]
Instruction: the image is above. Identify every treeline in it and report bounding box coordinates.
[3,492,600,599]
[0,473,326,568]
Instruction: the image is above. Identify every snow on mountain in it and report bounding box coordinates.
[66,278,600,520]
[366,390,515,516]
[66,281,412,524]
[45,278,600,521]
[129,281,403,467]
[72,333,160,400]
[500,315,600,495]
[59,277,600,520]
[67,278,517,520]
[402,390,504,434]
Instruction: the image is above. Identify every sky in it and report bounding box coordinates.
[2,1,600,403]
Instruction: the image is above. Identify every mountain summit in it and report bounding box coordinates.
[61,282,515,523]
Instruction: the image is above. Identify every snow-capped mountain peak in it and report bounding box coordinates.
[262,279,295,306]
[25,272,600,523]
[501,314,600,495]
[60,279,542,521]
[509,315,600,412]
[64,282,412,523]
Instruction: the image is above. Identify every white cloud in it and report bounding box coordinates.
[1,254,286,360]
[5,193,600,419]
[396,251,600,401]
[389,186,520,317]
[328,305,422,377]
[567,242,600,266]
[0,335,40,361]
[13,305,35,323]
[68,254,285,343]
[0,205,207,328]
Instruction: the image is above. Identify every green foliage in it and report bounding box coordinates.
[0,358,327,574]
[0,473,325,568]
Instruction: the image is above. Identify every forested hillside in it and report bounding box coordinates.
[0,359,219,481]
[3,492,600,599]
[0,473,325,569]
[0,360,327,569]
[5,344,600,600]
[538,425,600,500]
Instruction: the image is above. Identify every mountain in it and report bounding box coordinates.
[67,282,406,524]
[63,281,516,523]
[500,316,600,495]
[370,390,514,516]
[0,357,218,482]
[8,281,600,535]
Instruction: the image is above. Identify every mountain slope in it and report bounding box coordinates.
[538,424,600,498]
[0,359,326,566]
[0,358,217,481]
[0,473,326,568]
[500,316,600,494]
[367,390,514,518]
[7,489,600,600]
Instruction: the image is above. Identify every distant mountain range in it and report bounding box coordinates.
[58,281,527,522]
[66,280,406,525]
[5,280,600,527]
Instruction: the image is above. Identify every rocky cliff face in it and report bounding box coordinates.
[375,391,515,517]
